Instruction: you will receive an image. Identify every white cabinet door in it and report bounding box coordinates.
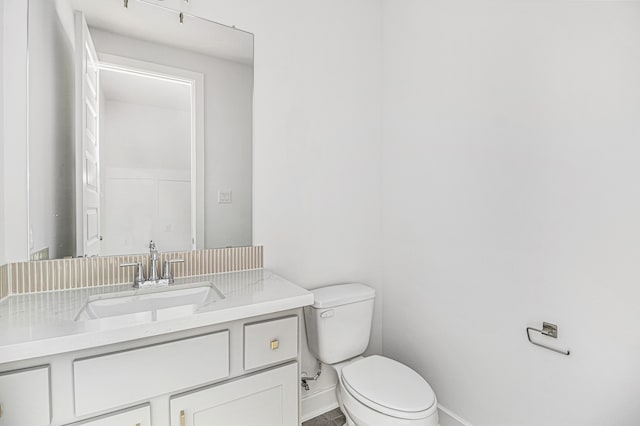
[69,404,150,426]
[0,366,50,426]
[170,363,298,426]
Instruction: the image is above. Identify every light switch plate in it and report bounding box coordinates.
[218,190,232,204]
[30,247,50,261]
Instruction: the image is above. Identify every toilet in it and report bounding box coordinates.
[304,283,439,426]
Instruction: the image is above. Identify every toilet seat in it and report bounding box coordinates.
[340,355,436,420]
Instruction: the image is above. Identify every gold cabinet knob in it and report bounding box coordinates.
[270,339,279,350]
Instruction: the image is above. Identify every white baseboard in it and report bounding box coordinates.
[438,403,473,426]
[301,385,339,422]
[300,385,471,426]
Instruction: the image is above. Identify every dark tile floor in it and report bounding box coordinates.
[302,407,346,426]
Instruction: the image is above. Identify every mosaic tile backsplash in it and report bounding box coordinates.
[0,246,263,298]
[0,265,8,300]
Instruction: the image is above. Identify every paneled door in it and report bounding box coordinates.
[74,12,101,257]
[170,363,299,426]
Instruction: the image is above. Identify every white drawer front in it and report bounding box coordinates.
[74,331,229,416]
[0,366,50,426]
[244,316,298,371]
[68,404,150,425]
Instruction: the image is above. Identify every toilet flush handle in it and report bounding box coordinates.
[320,309,334,319]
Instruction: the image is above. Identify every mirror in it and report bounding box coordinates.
[27,0,253,260]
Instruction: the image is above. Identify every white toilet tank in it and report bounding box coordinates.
[304,283,375,365]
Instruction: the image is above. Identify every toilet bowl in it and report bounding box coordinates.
[334,356,438,426]
[304,283,439,426]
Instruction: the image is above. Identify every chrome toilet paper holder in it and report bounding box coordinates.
[526,322,570,356]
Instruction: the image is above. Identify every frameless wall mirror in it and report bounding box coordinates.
[27,0,253,260]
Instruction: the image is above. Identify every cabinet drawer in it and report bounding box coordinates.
[74,331,229,416]
[67,404,150,425]
[0,366,50,426]
[244,316,298,370]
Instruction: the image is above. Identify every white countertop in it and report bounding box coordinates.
[0,269,313,364]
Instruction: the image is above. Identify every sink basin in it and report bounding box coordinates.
[75,282,224,322]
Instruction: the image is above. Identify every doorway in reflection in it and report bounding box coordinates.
[99,66,194,256]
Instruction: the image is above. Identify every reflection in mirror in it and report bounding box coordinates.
[99,66,192,256]
[27,0,253,260]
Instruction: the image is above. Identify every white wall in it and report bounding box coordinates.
[0,0,5,266]
[382,1,640,425]
[28,0,75,259]
[102,100,190,172]
[184,1,384,376]
[2,0,29,263]
[101,99,191,255]
[91,29,253,250]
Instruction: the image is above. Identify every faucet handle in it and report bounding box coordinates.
[162,259,185,283]
[120,262,145,288]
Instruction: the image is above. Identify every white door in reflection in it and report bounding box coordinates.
[75,12,102,257]
[99,67,193,256]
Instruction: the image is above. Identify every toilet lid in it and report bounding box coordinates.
[341,355,435,417]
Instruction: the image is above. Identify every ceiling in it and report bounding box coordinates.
[71,0,254,65]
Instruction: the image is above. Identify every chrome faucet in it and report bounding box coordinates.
[148,240,160,282]
[119,240,183,288]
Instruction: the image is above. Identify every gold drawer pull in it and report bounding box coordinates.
[180,409,185,426]
[270,339,279,350]
[135,423,140,426]
[0,403,3,417]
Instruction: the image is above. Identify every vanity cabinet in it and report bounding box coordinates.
[68,404,150,426]
[0,309,303,426]
[0,366,50,426]
[170,363,298,426]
